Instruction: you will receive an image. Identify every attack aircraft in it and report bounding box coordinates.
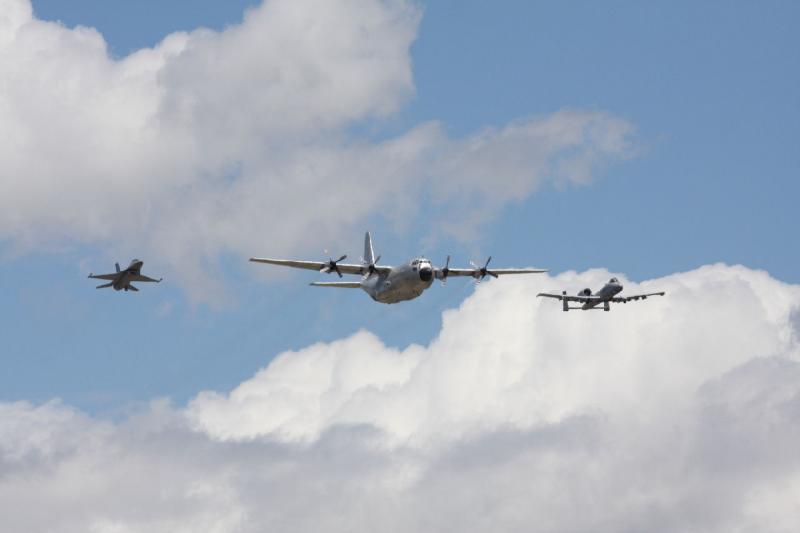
[537,277,665,312]
[250,232,548,304]
[88,259,162,292]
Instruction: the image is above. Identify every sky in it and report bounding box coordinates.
[1,1,799,531]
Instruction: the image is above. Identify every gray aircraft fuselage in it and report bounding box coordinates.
[362,258,434,303]
[580,279,623,310]
[112,260,145,291]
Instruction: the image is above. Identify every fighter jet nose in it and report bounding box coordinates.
[419,267,433,282]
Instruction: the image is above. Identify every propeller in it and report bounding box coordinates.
[320,254,347,277]
[469,256,498,283]
[439,255,451,285]
[365,255,382,276]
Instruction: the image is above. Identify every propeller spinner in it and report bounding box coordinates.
[320,254,347,277]
[363,255,382,276]
[470,256,499,283]
[439,255,451,285]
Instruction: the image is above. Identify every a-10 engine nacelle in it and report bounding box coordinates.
[578,288,592,296]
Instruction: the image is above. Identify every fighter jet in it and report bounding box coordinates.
[537,277,665,312]
[250,232,548,304]
[88,259,162,292]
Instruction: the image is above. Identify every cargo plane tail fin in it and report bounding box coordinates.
[363,232,375,266]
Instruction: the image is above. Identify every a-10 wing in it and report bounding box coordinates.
[249,258,391,276]
[536,292,666,303]
[611,292,665,303]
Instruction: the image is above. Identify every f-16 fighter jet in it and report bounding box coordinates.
[88,259,162,292]
[250,232,548,304]
[537,277,665,312]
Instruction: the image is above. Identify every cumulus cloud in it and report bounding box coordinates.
[0,0,634,300]
[187,264,800,446]
[2,264,800,532]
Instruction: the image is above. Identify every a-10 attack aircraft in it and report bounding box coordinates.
[250,232,548,304]
[88,259,162,292]
[537,277,665,312]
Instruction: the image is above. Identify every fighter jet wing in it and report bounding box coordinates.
[88,273,118,281]
[249,258,390,275]
[129,274,162,283]
[611,291,666,303]
[443,267,549,277]
[536,293,602,303]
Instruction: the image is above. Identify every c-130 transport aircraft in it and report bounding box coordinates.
[250,232,548,304]
[537,277,665,312]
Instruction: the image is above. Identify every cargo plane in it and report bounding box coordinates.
[250,232,548,304]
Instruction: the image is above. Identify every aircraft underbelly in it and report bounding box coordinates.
[113,275,127,291]
[581,286,620,309]
[374,275,432,304]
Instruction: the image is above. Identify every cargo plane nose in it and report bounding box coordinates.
[419,265,433,282]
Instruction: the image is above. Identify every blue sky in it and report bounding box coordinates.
[3,0,798,413]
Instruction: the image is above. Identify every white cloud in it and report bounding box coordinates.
[188,264,799,446]
[0,0,634,300]
[2,264,800,532]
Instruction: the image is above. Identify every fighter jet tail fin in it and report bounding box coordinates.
[363,232,375,266]
[127,285,139,292]
[115,262,121,273]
